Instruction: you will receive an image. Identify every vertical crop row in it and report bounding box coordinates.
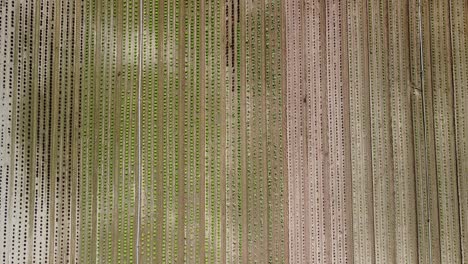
[79,0,96,261]
[245,0,268,261]
[183,0,202,261]
[140,0,160,261]
[264,0,286,261]
[225,0,243,262]
[117,0,138,262]
[204,0,224,262]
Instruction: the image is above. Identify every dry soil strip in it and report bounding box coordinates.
[388,0,418,262]
[449,1,468,262]
[428,0,462,262]
[285,0,307,262]
[368,0,396,262]
[326,1,353,262]
[347,0,375,262]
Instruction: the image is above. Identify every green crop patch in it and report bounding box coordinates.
[1,0,467,263]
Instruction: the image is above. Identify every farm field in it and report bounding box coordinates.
[0,0,467,263]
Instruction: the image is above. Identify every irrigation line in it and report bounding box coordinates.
[136,0,144,261]
[417,0,432,262]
